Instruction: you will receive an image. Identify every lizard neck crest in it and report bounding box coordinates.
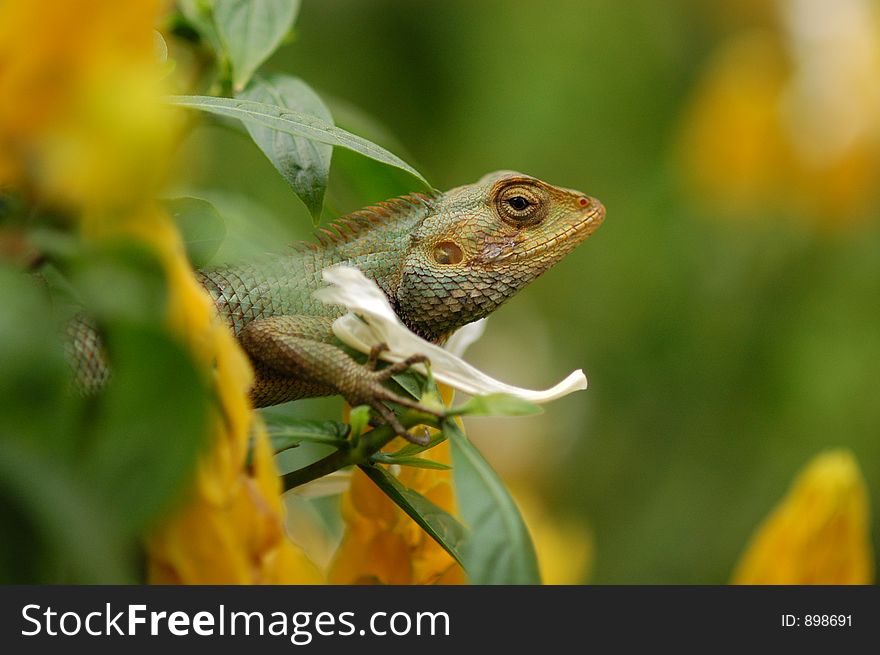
[294,192,437,252]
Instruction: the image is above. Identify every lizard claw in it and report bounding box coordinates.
[350,352,440,445]
[371,401,431,446]
[365,342,389,371]
[374,353,430,382]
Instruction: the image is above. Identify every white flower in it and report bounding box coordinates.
[443,317,487,358]
[313,265,588,403]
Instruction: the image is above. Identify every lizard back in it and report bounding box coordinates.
[197,192,436,335]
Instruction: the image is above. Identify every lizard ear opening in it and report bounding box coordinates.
[433,241,464,265]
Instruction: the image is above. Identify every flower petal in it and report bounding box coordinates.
[731,449,874,585]
[444,318,487,358]
[314,265,588,403]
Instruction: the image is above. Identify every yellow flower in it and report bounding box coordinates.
[139,210,321,584]
[513,490,593,585]
[678,0,880,227]
[149,412,323,584]
[732,450,874,585]
[0,0,321,584]
[329,386,465,585]
[0,0,171,210]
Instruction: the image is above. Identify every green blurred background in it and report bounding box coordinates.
[175,0,880,583]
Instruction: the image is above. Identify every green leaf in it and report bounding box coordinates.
[446,419,541,584]
[0,268,79,452]
[264,416,352,477]
[348,405,371,443]
[385,430,447,459]
[238,75,333,222]
[165,197,227,268]
[168,95,430,188]
[0,440,132,583]
[0,269,131,583]
[390,369,425,400]
[264,416,350,450]
[267,430,347,450]
[177,0,224,54]
[267,435,300,454]
[370,454,451,470]
[83,324,211,536]
[214,0,301,92]
[390,363,443,410]
[359,464,465,567]
[27,228,80,261]
[67,241,168,327]
[451,393,544,417]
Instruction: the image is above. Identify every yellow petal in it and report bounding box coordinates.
[732,450,874,584]
[330,387,465,585]
[678,1,880,227]
[513,489,593,585]
[3,0,324,585]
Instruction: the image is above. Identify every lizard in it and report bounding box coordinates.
[69,171,605,442]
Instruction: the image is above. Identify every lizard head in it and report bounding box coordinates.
[396,171,605,342]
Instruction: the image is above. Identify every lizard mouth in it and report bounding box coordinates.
[573,197,606,239]
[495,198,605,263]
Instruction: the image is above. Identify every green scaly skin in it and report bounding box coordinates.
[73,171,605,442]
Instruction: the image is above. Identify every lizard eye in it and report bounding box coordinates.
[506,196,530,211]
[496,184,546,226]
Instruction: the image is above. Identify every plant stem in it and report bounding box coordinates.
[281,412,440,491]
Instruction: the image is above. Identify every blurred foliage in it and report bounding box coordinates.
[0,0,213,582]
[0,249,210,583]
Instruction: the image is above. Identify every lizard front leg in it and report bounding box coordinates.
[239,315,440,444]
